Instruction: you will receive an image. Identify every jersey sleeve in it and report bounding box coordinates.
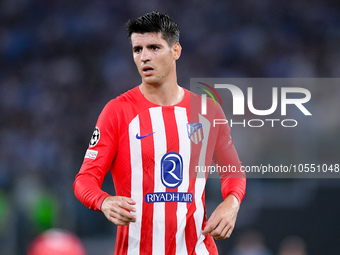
[212,104,246,204]
[73,100,118,211]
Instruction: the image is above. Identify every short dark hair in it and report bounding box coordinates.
[126,11,180,46]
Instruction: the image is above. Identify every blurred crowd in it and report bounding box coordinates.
[1,0,340,254]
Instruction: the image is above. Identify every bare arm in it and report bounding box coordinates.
[202,194,240,240]
[101,196,137,226]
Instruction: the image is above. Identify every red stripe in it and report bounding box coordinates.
[162,107,179,255]
[139,110,155,254]
[186,111,202,254]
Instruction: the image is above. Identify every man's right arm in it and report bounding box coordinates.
[73,101,117,211]
[73,174,137,225]
[73,172,111,211]
[73,100,138,225]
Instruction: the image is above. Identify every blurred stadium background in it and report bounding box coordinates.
[1,0,340,254]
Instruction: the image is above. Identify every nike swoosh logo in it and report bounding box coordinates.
[136,132,155,139]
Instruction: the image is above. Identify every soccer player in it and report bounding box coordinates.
[73,11,246,255]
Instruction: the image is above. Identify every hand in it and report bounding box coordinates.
[202,195,240,240]
[101,196,137,226]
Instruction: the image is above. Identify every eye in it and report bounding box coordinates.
[133,47,142,53]
[151,45,159,51]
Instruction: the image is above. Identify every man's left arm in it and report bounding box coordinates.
[203,105,246,239]
[202,194,240,239]
[203,141,246,239]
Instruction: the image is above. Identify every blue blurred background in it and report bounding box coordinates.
[1,0,340,254]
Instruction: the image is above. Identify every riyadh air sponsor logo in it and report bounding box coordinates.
[145,152,193,203]
[136,132,155,139]
[145,192,193,203]
[161,152,183,188]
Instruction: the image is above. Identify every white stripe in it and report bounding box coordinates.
[175,107,190,255]
[128,115,143,255]
[150,107,166,255]
[194,114,210,255]
[194,132,198,144]
[198,128,202,143]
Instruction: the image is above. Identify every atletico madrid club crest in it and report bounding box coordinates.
[187,123,204,145]
[89,127,100,147]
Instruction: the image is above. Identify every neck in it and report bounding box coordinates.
[139,82,184,106]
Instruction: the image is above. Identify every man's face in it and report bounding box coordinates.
[131,32,181,86]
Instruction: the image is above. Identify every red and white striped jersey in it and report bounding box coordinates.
[74,86,246,255]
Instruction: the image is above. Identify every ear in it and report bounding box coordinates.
[172,43,182,60]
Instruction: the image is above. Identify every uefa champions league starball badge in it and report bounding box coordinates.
[89,127,100,147]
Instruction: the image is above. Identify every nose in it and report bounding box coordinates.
[140,49,150,62]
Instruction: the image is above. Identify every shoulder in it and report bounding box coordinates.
[101,87,140,112]
[107,86,139,106]
[98,86,150,126]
